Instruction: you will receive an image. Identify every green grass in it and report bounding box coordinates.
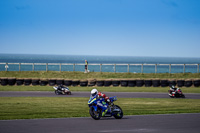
[1,71,200,79]
[0,97,199,120]
[1,86,200,93]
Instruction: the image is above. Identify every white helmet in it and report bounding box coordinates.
[91,89,98,97]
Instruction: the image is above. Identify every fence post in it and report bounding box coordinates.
[127,64,130,73]
[114,64,116,73]
[183,64,185,73]
[73,64,75,72]
[46,63,48,72]
[169,64,171,73]
[60,63,61,72]
[198,64,199,73]
[155,64,157,74]
[100,64,102,73]
[141,64,143,73]
[19,63,21,72]
[33,63,34,72]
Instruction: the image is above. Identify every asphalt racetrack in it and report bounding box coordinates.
[0,113,200,133]
[0,91,200,133]
[0,91,200,99]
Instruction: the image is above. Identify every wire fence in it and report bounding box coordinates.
[0,63,199,73]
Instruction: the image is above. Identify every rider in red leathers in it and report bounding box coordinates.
[90,89,111,116]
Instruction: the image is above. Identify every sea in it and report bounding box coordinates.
[0,53,200,73]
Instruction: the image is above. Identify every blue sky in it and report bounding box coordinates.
[0,0,200,57]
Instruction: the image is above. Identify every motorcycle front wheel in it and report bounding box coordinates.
[113,105,123,119]
[181,94,185,98]
[67,91,71,95]
[89,106,102,120]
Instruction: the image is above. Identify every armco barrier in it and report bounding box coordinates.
[1,63,199,73]
[1,77,199,87]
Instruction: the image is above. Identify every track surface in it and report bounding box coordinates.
[0,91,200,99]
[0,113,200,133]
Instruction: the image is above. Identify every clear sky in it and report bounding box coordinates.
[0,0,200,57]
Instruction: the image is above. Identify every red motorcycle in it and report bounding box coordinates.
[168,88,185,98]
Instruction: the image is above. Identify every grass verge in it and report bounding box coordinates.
[0,97,200,120]
[0,86,200,93]
[1,71,200,79]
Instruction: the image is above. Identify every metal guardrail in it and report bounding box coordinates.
[0,63,199,73]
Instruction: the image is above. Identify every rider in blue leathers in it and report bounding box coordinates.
[90,89,111,116]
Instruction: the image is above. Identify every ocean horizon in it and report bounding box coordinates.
[0,53,200,64]
[0,53,200,73]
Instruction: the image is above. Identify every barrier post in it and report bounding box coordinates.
[100,64,102,73]
[60,63,61,72]
[155,64,157,74]
[73,64,75,72]
[19,63,21,72]
[114,64,116,73]
[33,63,34,72]
[183,64,185,73]
[169,64,171,73]
[127,64,130,73]
[141,64,143,73]
[198,64,199,73]
[46,63,48,72]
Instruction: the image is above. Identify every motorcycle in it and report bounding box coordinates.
[53,86,71,95]
[168,88,185,98]
[88,95,123,120]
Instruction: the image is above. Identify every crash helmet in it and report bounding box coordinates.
[171,85,175,89]
[91,88,98,97]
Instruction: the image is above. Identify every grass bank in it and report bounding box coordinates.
[0,71,200,79]
[1,86,200,93]
[0,97,199,120]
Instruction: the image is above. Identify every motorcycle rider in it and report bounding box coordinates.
[169,85,177,95]
[90,89,111,116]
[58,84,63,90]
[57,84,65,94]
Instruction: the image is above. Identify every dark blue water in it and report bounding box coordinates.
[0,54,200,73]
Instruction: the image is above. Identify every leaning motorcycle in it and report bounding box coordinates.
[168,88,185,98]
[88,95,123,120]
[53,86,71,95]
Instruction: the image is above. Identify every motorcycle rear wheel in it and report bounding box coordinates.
[55,90,60,95]
[113,105,123,119]
[89,106,102,120]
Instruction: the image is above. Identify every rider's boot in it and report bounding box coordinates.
[102,109,108,116]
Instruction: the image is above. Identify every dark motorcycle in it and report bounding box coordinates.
[53,86,71,95]
[168,88,185,98]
